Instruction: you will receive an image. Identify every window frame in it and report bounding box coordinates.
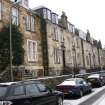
[86,55,89,66]
[52,13,58,24]
[26,14,35,32]
[0,2,2,20]
[53,26,59,41]
[54,48,61,64]
[43,8,47,19]
[12,7,19,25]
[47,9,51,20]
[31,16,35,32]
[27,39,38,62]
[26,15,31,31]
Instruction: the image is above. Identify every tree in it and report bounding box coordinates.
[0,24,24,72]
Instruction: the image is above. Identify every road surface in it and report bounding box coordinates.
[63,86,105,105]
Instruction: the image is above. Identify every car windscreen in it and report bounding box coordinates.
[88,78,98,81]
[0,86,8,97]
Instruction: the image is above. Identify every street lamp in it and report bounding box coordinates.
[9,0,21,81]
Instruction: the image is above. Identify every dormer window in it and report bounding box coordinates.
[43,8,47,19]
[68,22,73,33]
[52,13,58,24]
[47,9,51,20]
[43,8,51,20]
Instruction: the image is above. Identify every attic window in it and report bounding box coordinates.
[52,13,58,24]
[47,9,51,20]
[43,8,51,20]
[43,9,47,19]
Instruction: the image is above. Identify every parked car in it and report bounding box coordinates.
[0,80,64,105]
[56,78,92,97]
[87,73,105,87]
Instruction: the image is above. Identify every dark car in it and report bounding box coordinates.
[56,78,92,97]
[0,80,64,105]
[87,74,105,87]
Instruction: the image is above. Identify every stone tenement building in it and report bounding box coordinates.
[34,6,105,75]
[0,0,43,80]
[0,0,105,80]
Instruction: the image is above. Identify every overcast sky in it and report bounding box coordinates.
[28,0,105,47]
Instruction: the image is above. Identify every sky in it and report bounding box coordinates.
[28,0,105,47]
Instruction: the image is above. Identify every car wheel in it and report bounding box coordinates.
[100,82,103,87]
[79,90,83,97]
[57,97,63,105]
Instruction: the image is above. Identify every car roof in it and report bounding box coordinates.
[0,80,41,86]
[66,78,83,81]
[88,74,100,78]
[0,82,18,86]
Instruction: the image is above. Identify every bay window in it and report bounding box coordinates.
[43,8,47,19]
[43,8,51,20]
[27,40,38,62]
[52,13,58,24]
[12,7,18,25]
[47,9,51,20]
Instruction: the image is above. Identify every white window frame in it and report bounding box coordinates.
[12,7,18,25]
[31,16,35,32]
[27,39,38,62]
[52,13,56,24]
[43,8,47,19]
[55,15,58,24]
[52,13,58,24]
[66,50,71,64]
[47,9,51,20]
[26,15,35,32]
[54,48,61,64]
[26,15,31,31]
[53,26,58,41]
[0,2,2,20]
[68,22,73,33]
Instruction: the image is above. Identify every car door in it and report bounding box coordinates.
[77,79,88,93]
[82,80,90,92]
[25,83,43,105]
[36,83,57,105]
[7,85,30,105]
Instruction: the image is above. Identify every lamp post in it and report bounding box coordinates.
[9,8,13,81]
[9,0,21,81]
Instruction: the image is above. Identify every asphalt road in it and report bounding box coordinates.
[63,86,105,105]
[79,88,105,105]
